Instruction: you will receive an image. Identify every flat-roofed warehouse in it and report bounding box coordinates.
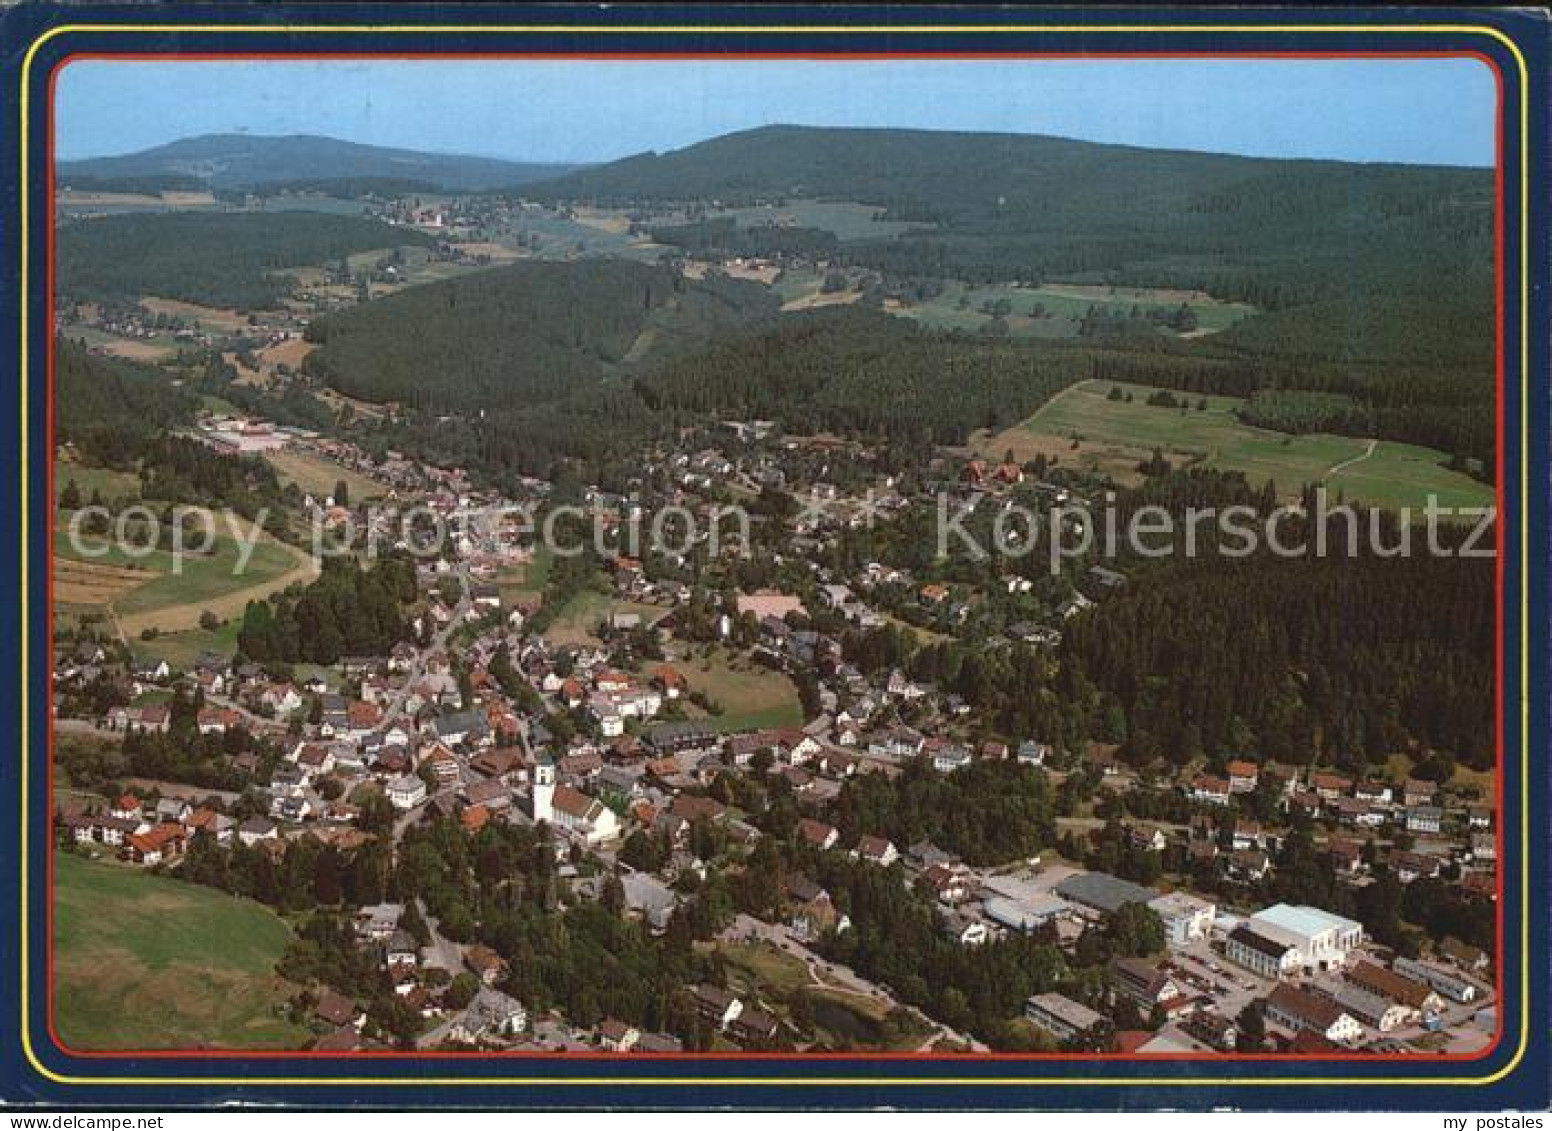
[1055,872,1158,917]
[1246,903,1364,973]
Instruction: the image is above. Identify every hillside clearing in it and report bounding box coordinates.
[889,280,1256,340]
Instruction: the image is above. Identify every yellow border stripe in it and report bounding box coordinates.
[17,20,1533,1091]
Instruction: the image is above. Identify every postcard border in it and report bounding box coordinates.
[10,11,1542,1103]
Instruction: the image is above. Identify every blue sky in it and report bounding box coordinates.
[55,58,1496,167]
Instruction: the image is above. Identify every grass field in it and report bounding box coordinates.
[60,325,180,362]
[543,590,663,647]
[54,512,316,635]
[53,852,308,1050]
[57,189,219,216]
[979,379,1493,511]
[264,448,385,502]
[1384,752,1495,799]
[719,942,933,1051]
[129,619,244,668]
[676,645,804,733]
[53,557,158,608]
[53,457,141,505]
[707,198,934,241]
[139,297,252,333]
[721,942,815,996]
[891,281,1256,341]
[496,546,550,607]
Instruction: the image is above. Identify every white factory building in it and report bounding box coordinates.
[1227,903,1364,977]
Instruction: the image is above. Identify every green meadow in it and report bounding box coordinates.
[983,379,1493,512]
[52,852,308,1050]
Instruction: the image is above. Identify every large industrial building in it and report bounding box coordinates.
[1225,903,1365,977]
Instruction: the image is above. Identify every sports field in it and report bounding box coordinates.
[52,852,308,1050]
[979,379,1493,511]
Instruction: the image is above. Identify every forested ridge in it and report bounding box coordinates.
[528,125,1491,350]
[526,125,1493,462]
[302,258,779,412]
[56,212,435,309]
[1060,548,1496,770]
[636,307,1081,442]
[817,468,1496,776]
[54,339,198,460]
[238,556,418,665]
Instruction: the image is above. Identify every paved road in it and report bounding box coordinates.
[382,563,472,727]
[418,897,465,974]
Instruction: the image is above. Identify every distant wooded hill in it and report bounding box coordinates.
[528,124,1494,364]
[59,133,578,193]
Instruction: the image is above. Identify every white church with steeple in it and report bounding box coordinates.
[531,752,555,823]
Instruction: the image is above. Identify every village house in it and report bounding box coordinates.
[796,817,839,851]
[1190,775,1232,806]
[1109,958,1191,1019]
[1226,760,1259,794]
[784,875,843,939]
[597,1019,640,1053]
[691,984,743,1029]
[228,813,276,845]
[123,822,186,866]
[386,774,428,810]
[465,944,509,986]
[854,835,899,868]
[1405,806,1444,835]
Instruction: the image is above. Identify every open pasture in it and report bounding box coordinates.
[53,852,308,1051]
[978,379,1493,511]
[892,280,1256,340]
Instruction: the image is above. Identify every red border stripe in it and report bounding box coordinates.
[39,48,1510,1068]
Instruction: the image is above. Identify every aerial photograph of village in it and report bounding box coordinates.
[48,58,1500,1058]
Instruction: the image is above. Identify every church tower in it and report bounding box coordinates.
[532,753,555,823]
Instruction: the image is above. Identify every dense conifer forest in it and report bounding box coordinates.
[302,258,779,412]
[56,212,435,308]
